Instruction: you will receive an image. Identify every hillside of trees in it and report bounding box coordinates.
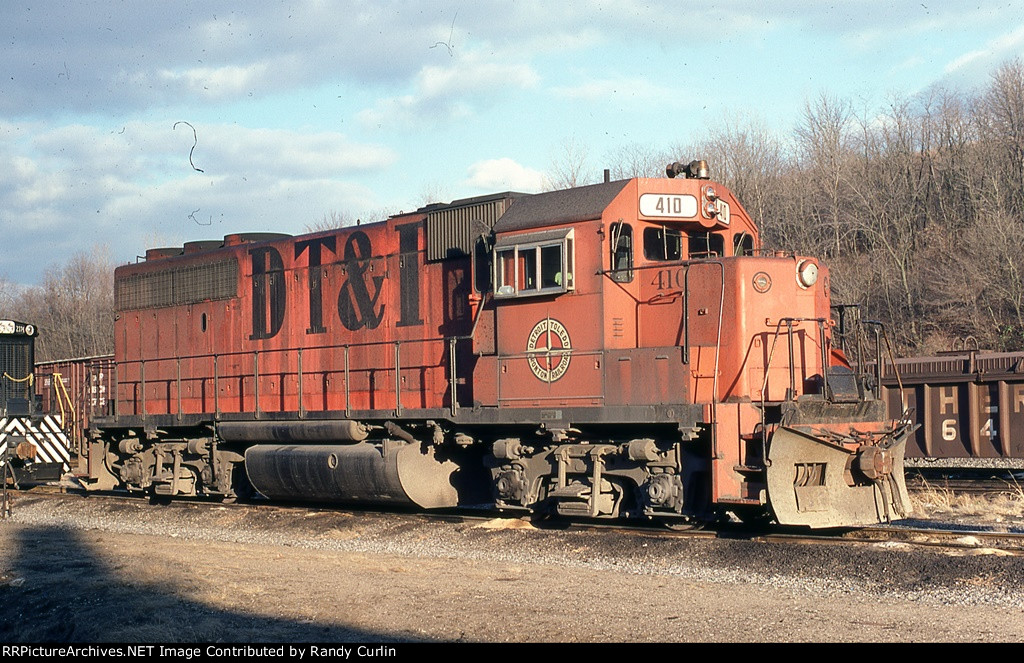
[7,60,1024,360]
[1,249,115,362]
[594,60,1024,355]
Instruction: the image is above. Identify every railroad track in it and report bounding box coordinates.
[905,469,1024,497]
[8,482,1024,557]
[908,478,1022,496]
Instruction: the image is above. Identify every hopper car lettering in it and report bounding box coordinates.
[878,350,1024,461]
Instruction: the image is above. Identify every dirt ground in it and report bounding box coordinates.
[1,492,1023,644]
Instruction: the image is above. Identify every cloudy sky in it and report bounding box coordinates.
[3,1,1024,286]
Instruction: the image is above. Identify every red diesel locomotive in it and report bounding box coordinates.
[84,160,913,527]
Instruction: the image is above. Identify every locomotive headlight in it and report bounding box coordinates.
[703,185,718,201]
[703,200,719,217]
[796,259,819,288]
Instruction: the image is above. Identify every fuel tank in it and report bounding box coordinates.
[244,442,459,508]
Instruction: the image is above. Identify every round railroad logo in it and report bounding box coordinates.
[526,318,572,383]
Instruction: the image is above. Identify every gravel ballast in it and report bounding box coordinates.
[2,493,1023,643]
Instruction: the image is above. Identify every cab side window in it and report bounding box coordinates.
[610,223,633,283]
[494,229,575,298]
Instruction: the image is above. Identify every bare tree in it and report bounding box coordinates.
[981,59,1024,215]
[543,136,596,191]
[34,248,115,360]
[305,210,358,233]
[794,93,855,258]
[2,248,115,360]
[605,142,666,180]
[0,274,20,313]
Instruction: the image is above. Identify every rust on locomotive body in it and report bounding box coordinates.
[84,160,913,528]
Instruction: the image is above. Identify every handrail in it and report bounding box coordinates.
[116,335,450,368]
[2,371,33,385]
[114,334,456,419]
[113,335,635,418]
[759,316,829,463]
[50,372,76,430]
[864,320,905,407]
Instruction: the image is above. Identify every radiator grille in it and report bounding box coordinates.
[426,197,512,261]
[116,259,238,311]
[0,337,33,407]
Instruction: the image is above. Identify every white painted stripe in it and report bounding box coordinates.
[0,415,72,471]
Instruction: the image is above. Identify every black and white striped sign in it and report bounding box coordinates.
[0,415,71,471]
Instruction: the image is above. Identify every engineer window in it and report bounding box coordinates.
[519,248,537,290]
[688,232,725,258]
[643,226,684,261]
[494,228,575,298]
[540,245,563,288]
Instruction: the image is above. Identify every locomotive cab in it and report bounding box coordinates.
[474,164,911,526]
[0,320,37,417]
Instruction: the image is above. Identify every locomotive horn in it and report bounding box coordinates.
[666,161,686,178]
[665,159,710,179]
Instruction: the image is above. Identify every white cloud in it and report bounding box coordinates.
[0,2,488,115]
[158,64,269,100]
[25,122,396,180]
[200,125,398,176]
[0,119,394,284]
[462,158,544,192]
[945,25,1024,75]
[421,61,538,97]
[358,52,540,129]
[552,77,676,104]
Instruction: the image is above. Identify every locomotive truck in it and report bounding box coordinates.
[82,160,913,527]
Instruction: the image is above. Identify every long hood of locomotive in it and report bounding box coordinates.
[109,176,831,424]
[113,217,446,359]
[110,213,473,422]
